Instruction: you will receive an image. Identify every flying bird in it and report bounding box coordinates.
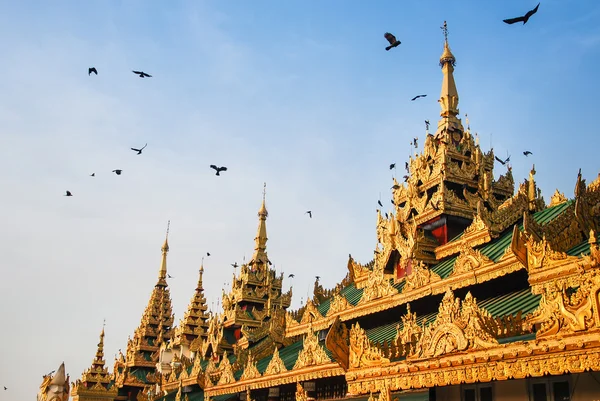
[503,3,540,25]
[112,169,123,175]
[411,138,418,148]
[90,173,95,177]
[288,274,295,278]
[210,165,228,176]
[132,70,152,78]
[425,120,430,130]
[131,143,147,155]
[306,211,312,218]
[384,32,401,51]
[523,151,533,156]
[88,67,98,76]
[389,163,396,170]
[403,175,409,182]
[405,162,409,172]
[378,200,383,207]
[391,199,396,206]
[315,276,321,281]
[4,386,7,390]
[411,94,427,101]
[65,191,73,197]
[206,252,211,256]
[231,262,239,268]
[167,274,174,279]
[392,184,400,190]
[494,156,511,165]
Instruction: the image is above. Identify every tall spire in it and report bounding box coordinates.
[158,221,170,286]
[252,183,269,266]
[436,21,463,136]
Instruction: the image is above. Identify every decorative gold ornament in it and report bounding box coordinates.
[294,328,331,369]
[295,382,308,401]
[240,354,261,381]
[325,316,350,370]
[349,323,390,368]
[403,261,441,292]
[264,347,287,376]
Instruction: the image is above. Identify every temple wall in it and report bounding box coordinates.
[571,372,600,401]
[495,379,526,401]
[434,385,460,401]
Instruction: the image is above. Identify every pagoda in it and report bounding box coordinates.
[72,326,119,400]
[113,228,176,400]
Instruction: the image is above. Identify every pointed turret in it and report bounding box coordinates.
[38,362,70,401]
[72,326,118,401]
[173,261,210,350]
[114,225,175,397]
[250,182,269,267]
[436,21,464,137]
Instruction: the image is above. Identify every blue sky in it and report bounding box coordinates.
[0,1,599,399]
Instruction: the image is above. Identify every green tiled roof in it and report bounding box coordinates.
[255,339,304,374]
[317,283,365,316]
[535,200,573,225]
[365,288,540,345]
[432,257,455,279]
[129,368,150,383]
[567,240,591,256]
[211,394,237,401]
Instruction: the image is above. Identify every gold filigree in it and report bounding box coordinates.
[217,353,235,386]
[396,304,422,345]
[295,382,308,401]
[527,236,569,269]
[264,347,287,376]
[410,289,498,359]
[326,289,352,316]
[349,323,390,368]
[325,316,350,370]
[451,242,493,276]
[294,328,331,369]
[403,261,441,292]
[527,271,598,338]
[300,300,323,324]
[550,189,568,207]
[240,353,261,381]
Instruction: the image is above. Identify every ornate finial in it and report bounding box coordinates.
[441,21,449,42]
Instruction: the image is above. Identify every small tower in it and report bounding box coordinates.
[72,325,119,400]
[114,224,176,399]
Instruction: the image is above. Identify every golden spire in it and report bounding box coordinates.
[94,322,106,364]
[158,221,170,286]
[436,21,463,136]
[251,183,269,266]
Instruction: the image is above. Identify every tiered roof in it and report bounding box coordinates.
[72,327,118,400]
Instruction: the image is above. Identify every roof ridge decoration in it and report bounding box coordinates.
[403,260,442,293]
[575,169,600,238]
[326,287,353,317]
[263,346,287,376]
[347,254,373,287]
[325,316,350,370]
[240,353,261,381]
[349,323,390,369]
[450,240,494,278]
[295,382,308,401]
[216,352,235,386]
[300,299,323,324]
[293,325,331,369]
[550,189,568,207]
[526,264,599,338]
[396,304,423,348]
[407,289,498,360]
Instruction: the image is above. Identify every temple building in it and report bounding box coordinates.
[41,23,600,401]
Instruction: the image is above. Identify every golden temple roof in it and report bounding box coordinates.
[173,262,210,348]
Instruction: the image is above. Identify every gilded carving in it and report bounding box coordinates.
[264,347,287,376]
[396,304,422,345]
[549,189,568,207]
[294,328,331,369]
[327,288,352,316]
[451,242,493,276]
[300,300,323,324]
[403,261,441,292]
[526,236,569,270]
[217,353,235,386]
[410,290,498,359]
[295,382,308,401]
[349,323,390,368]
[527,272,597,338]
[240,353,261,381]
[325,316,350,370]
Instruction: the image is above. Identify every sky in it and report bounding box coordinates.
[0,0,599,399]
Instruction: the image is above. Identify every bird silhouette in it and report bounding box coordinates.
[88,67,98,76]
[384,32,401,51]
[132,70,152,78]
[131,143,147,155]
[378,200,383,207]
[523,151,533,156]
[288,274,295,278]
[206,252,211,256]
[391,199,396,206]
[494,156,511,165]
[210,165,228,176]
[411,94,427,101]
[90,173,95,177]
[315,276,321,280]
[112,169,123,175]
[503,3,540,25]
[4,386,7,390]
[65,191,73,197]
[405,162,409,172]
[389,163,396,170]
[231,262,239,268]
[167,274,174,279]
[425,120,430,130]
[306,211,312,218]
[392,184,401,190]
[403,175,409,182]
[412,138,418,148]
